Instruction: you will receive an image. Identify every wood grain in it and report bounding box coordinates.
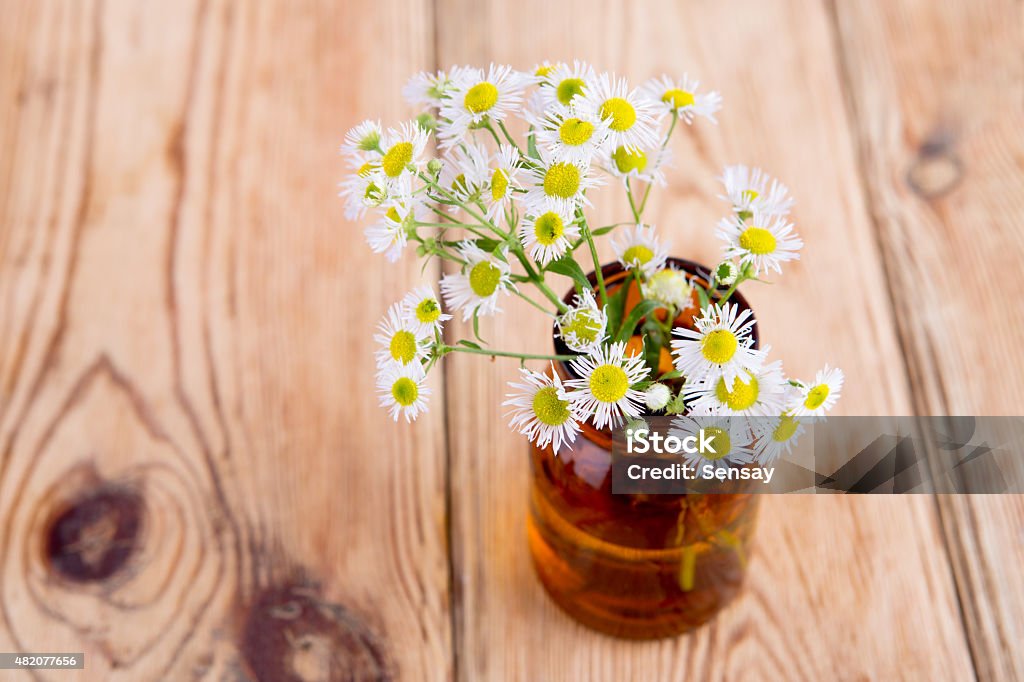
[831,1,1024,679]
[0,1,450,679]
[435,0,974,679]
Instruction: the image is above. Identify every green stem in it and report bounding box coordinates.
[447,345,576,361]
[579,212,607,306]
[626,178,641,222]
[511,287,555,316]
[638,113,679,216]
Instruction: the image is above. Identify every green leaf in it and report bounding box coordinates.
[643,333,662,377]
[615,299,661,343]
[526,127,541,160]
[473,238,502,253]
[696,284,710,311]
[658,369,683,381]
[591,224,619,236]
[546,255,590,297]
[457,339,482,350]
[604,272,633,340]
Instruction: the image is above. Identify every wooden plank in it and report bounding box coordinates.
[0,1,450,679]
[831,1,1024,679]
[434,0,977,678]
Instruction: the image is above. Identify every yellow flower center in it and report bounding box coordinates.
[452,173,470,195]
[599,97,637,132]
[491,169,509,201]
[356,162,375,177]
[701,329,738,364]
[741,189,760,203]
[772,414,799,442]
[561,309,602,344]
[804,384,830,410]
[381,141,413,177]
[532,386,570,426]
[556,78,585,105]
[588,364,630,403]
[611,146,648,174]
[415,298,441,324]
[558,117,594,146]
[464,81,499,113]
[469,260,502,297]
[700,426,731,460]
[738,227,777,255]
[389,330,418,365]
[533,212,565,246]
[622,244,654,266]
[385,207,401,223]
[535,64,556,77]
[715,375,759,411]
[543,162,580,199]
[662,88,695,108]
[391,377,419,406]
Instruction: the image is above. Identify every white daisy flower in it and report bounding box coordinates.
[364,180,422,262]
[373,302,430,369]
[504,366,582,454]
[522,150,603,216]
[579,73,659,153]
[532,61,559,81]
[533,104,612,165]
[644,383,672,411]
[671,302,765,387]
[519,209,580,266]
[717,209,803,276]
[642,267,694,311]
[556,290,608,354]
[440,241,513,320]
[439,64,528,148]
[669,415,754,473]
[437,141,490,205]
[538,60,598,108]
[378,121,430,184]
[483,144,522,221]
[713,260,739,287]
[400,285,452,336]
[565,341,649,429]
[788,365,844,417]
[341,120,383,160]
[402,68,464,108]
[603,143,671,186]
[641,74,722,124]
[683,356,787,416]
[339,162,385,220]
[377,362,430,423]
[610,224,669,278]
[752,413,806,464]
[719,165,794,217]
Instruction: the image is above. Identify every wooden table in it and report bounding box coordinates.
[1,1,1021,679]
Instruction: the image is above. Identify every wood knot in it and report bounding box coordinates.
[240,583,392,682]
[46,487,143,583]
[906,132,963,199]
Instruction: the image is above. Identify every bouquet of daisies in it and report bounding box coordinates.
[341,61,843,460]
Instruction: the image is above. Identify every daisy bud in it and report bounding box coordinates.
[714,260,738,287]
[427,158,443,176]
[644,383,671,411]
[416,112,438,132]
[665,392,687,415]
[625,417,649,436]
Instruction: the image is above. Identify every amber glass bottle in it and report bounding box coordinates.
[527,259,760,639]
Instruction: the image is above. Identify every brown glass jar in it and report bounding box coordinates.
[527,259,761,639]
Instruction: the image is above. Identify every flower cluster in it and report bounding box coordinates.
[344,61,843,466]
